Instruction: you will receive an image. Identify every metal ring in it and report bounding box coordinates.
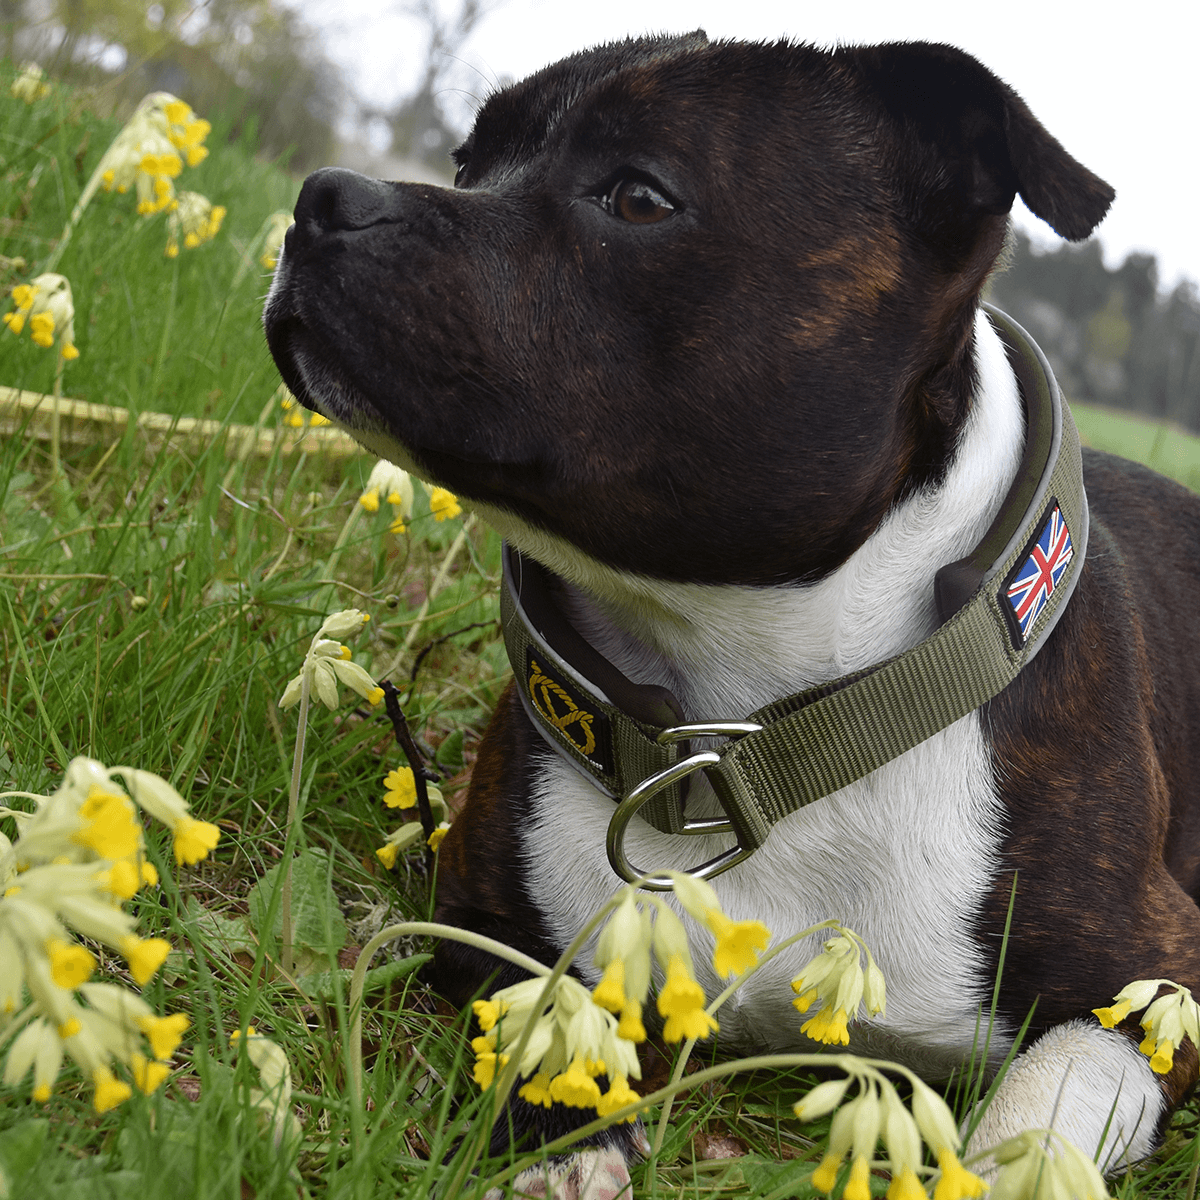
[655,720,763,745]
[606,751,752,889]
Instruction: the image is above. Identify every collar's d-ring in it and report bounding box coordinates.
[606,724,761,889]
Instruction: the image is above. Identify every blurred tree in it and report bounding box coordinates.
[3,0,341,170]
[989,231,1200,432]
[365,0,490,174]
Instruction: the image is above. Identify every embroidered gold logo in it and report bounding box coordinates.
[527,657,598,758]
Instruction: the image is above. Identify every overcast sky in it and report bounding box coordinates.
[310,0,1199,291]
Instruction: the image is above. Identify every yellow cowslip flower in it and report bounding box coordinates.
[428,486,462,522]
[988,1128,1107,1200]
[473,999,503,1032]
[518,1070,553,1108]
[656,953,718,1042]
[800,1066,987,1200]
[592,959,626,1014]
[130,1052,170,1094]
[933,1149,988,1200]
[73,788,141,860]
[596,1073,640,1121]
[172,816,221,865]
[665,870,770,979]
[809,1082,879,1197]
[548,1055,602,1108]
[136,1012,190,1060]
[46,938,95,989]
[428,822,451,850]
[382,768,417,809]
[109,767,220,868]
[593,887,653,1011]
[1095,978,1199,1076]
[360,460,414,530]
[616,998,646,1043]
[98,859,141,900]
[92,1065,132,1113]
[165,192,226,257]
[96,93,210,216]
[162,98,211,167]
[259,211,291,269]
[3,274,80,359]
[29,311,54,347]
[0,759,214,1116]
[3,282,35,333]
[843,1155,872,1200]
[792,927,885,1045]
[278,610,384,711]
[309,413,331,426]
[11,63,50,103]
[1093,977,1159,1029]
[120,934,171,986]
[375,822,424,869]
[472,1050,509,1089]
[281,393,305,428]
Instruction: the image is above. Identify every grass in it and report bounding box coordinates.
[2,62,1200,1200]
[1072,401,1200,494]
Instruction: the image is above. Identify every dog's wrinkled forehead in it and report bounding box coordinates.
[460,32,711,170]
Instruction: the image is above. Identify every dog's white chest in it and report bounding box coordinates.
[522,709,1009,1078]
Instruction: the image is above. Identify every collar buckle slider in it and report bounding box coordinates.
[607,721,762,890]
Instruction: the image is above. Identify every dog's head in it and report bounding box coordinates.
[265,34,1111,586]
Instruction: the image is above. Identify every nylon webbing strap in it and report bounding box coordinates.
[500,550,687,834]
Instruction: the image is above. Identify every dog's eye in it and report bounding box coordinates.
[606,178,675,224]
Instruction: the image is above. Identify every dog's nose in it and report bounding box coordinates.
[291,167,401,241]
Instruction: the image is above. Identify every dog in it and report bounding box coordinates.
[265,32,1200,1197]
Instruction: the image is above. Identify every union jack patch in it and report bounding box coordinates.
[1002,501,1074,647]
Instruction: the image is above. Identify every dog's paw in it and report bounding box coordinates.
[486,1147,633,1200]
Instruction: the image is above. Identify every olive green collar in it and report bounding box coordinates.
[500,306,1088,888]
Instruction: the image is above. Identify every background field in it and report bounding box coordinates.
[2,68,1199,1200]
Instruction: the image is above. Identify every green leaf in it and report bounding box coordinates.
[246,847,347,957]
[0,1119,49,1195]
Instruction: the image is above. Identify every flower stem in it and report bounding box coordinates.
[480,1052,896,1197]
[347,920,551,1099]
[380,516,476,679]
[43,154,110,275]
[281,672,310,976]
[651,918,842,1158]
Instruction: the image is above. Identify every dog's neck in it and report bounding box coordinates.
[475,309,1025,724]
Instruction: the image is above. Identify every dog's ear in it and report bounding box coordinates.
[842,42,1114,248]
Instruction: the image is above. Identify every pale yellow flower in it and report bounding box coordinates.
[11,63,50,102]
[657,953,718,1042]
[278,610,384,711]
[165,192,226,257]
[259,211,291,269]
[3,274,80,358]
[791,927,885,1045]
[96,93,211,216]
[1095,978,1199,1075]
[988,1128,1108,1200]
[428,486,462,521]
[360,460,414,530]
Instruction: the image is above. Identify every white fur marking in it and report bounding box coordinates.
[967,1020,1165,1172]
[518,312,1025,1077]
